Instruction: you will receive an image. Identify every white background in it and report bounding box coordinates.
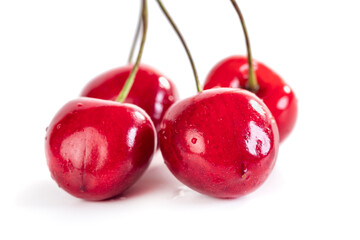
[1,0,359,239]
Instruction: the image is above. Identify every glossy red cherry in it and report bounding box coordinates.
[45,97,156,201]
[159,88,279,198]
[204,56,297,142]
[81,64,179,132]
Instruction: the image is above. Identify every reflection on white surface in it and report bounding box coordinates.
[60,127,108,170]
[245,121,270,156]
[173,186,192,199]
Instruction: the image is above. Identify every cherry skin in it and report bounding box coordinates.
[159,88,279,198]
[81,64,179,132]
[45,97,156,201]
[204,56,297,142]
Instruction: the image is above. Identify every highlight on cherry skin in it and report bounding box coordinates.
[204,56,297,142]
[45,97,156,201]
[159,88,279,199]
[81,64,179,132]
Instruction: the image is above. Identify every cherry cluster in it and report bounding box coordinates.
[45,0,297,201]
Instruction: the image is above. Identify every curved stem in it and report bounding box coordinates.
[230,0,259,92]
[127,3,142,64]
[156,0,202,93]
[117,0,148,102]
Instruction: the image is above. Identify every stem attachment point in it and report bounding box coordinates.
[230,0,259,93]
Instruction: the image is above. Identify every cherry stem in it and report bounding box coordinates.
[117,0,148,103]
[230,0,259,92]
[127,4,142,64]
[156,0,202,93]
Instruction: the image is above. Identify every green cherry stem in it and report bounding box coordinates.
[127,3,142,64]
[117,0,148,103]
[156,0,202,93]
[230,0,259,92]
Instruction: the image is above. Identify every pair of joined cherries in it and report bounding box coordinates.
[45,0,297,200]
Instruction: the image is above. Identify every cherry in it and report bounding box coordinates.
[204,0,297,142]
[81,3,178,133]
[45,98,156,200]
[45,0,154,200]
[204,56,297,142]
[159,88,279,198]
[156,1,279,198]
[81,64,178,132]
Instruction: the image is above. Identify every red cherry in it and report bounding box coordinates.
[204,56,297,142]
[81,64,179,132]
[159,88,279,198]
[45,97,156,201]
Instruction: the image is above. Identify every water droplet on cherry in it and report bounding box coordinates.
[240,163,248,178]
[77,103,83,107]
[191,138,197,144]
[56,124,61,130]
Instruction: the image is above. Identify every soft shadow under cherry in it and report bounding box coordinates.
[119,165,175,199]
